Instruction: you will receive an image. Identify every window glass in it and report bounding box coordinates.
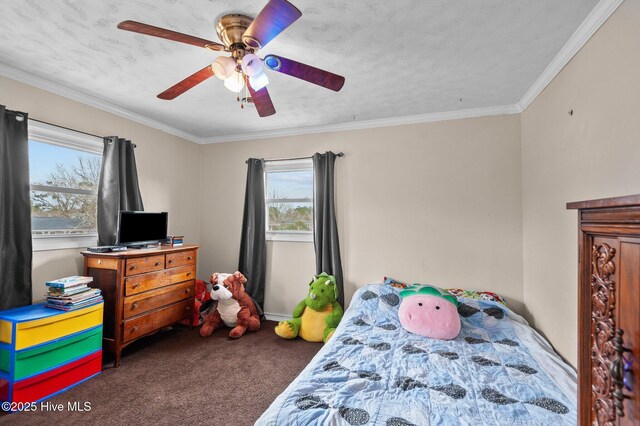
[265,159,313,240]
[30,141,101,190]
[267,170,313,200]
[29,140,101,238]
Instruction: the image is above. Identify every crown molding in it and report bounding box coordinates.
[0,62,201,144]
[517,0,624,111]
[200,104,522,144]
[0,60,519,145]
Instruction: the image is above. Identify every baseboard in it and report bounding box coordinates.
[264,312,290,322]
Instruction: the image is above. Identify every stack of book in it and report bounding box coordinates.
[170,235,184,246]
[46,276,103,311]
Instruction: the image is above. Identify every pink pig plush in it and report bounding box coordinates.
[398,284,461,340]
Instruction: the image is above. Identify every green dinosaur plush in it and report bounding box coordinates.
[275,273,343,343]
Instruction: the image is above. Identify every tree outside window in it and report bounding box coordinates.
[265,159,314,242]
[29,140,102,237]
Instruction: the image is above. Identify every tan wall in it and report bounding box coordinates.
[521,0,640,366]
[199,115,524,317]
[2,73,523,320]
[0,75,201,301]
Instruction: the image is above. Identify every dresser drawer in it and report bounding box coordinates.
[86,257,119,270]
[122,299,193,343]
[123,281,194,319]
[166,250,196,268]
[125,255,165,276]
[124,265,195,296]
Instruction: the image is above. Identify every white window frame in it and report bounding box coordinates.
[264,158,314,243]
[29,121,103,251]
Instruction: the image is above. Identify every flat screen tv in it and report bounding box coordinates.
[116,211,168,247]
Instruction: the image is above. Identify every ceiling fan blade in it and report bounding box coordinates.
[117,20,225,51]
[247,81,276,117]
[242,0,302,49]
[263,55,345,92]
[157,65,214,100]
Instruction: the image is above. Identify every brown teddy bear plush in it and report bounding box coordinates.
[199,271,261,338]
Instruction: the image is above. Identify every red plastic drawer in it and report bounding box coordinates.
[0,378,7,402]
[8,350,101,403]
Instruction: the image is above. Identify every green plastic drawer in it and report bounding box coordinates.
[0,350,8,375]
[0,326,102,381]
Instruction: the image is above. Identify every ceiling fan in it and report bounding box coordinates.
[117,0,345,117]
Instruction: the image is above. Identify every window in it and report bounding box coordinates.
[28,121,103,251]
[265,159,313,242]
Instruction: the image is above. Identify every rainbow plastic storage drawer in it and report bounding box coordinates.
[0,303,103,404]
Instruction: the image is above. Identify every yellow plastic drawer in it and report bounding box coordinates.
[0,320,12,345]
[5,304,103,351]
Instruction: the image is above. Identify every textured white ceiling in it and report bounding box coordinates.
[0,0,599,140]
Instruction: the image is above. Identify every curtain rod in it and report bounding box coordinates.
[5,111,136,147]
[29,117,105,140]
[246,152,344,164]
[4,110,104,139]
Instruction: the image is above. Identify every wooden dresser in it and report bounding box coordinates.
[82,245,198,367]
[568,195,639,425]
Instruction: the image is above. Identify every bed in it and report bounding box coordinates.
[256,284,577,425]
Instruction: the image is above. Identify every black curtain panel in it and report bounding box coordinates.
[0,106,32,310]
[97,136,144,246]
[312,151,344,307]
[238,158,266,318]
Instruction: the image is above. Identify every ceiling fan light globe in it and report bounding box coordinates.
[212,56,237,80]
[224,71,245,93]
[211,64,225,80]
[249,71,269,91]
[241,54,264,77]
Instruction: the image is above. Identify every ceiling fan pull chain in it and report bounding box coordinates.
[241,75,248,109]
[244,77,247,108]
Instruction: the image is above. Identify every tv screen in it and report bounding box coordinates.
[116,211,168,246]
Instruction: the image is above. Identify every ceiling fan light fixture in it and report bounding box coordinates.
[118,0,344,117]
[241,54,264,77]
[212,56,237,80]
[224,70,245,92]
[249,71,269,91]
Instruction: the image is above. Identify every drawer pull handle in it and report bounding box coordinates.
[187,272,191,277]
[132,326,139,332]
[168,259,174,264]
[133,283,140,289]
[130,265,137,270]
[97,259,102,264]
[187,256,192,260]
[155,262,161,267]
[185,306,191,311]
[132,302,139,309]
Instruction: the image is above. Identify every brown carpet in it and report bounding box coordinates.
[1,321,320,425]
